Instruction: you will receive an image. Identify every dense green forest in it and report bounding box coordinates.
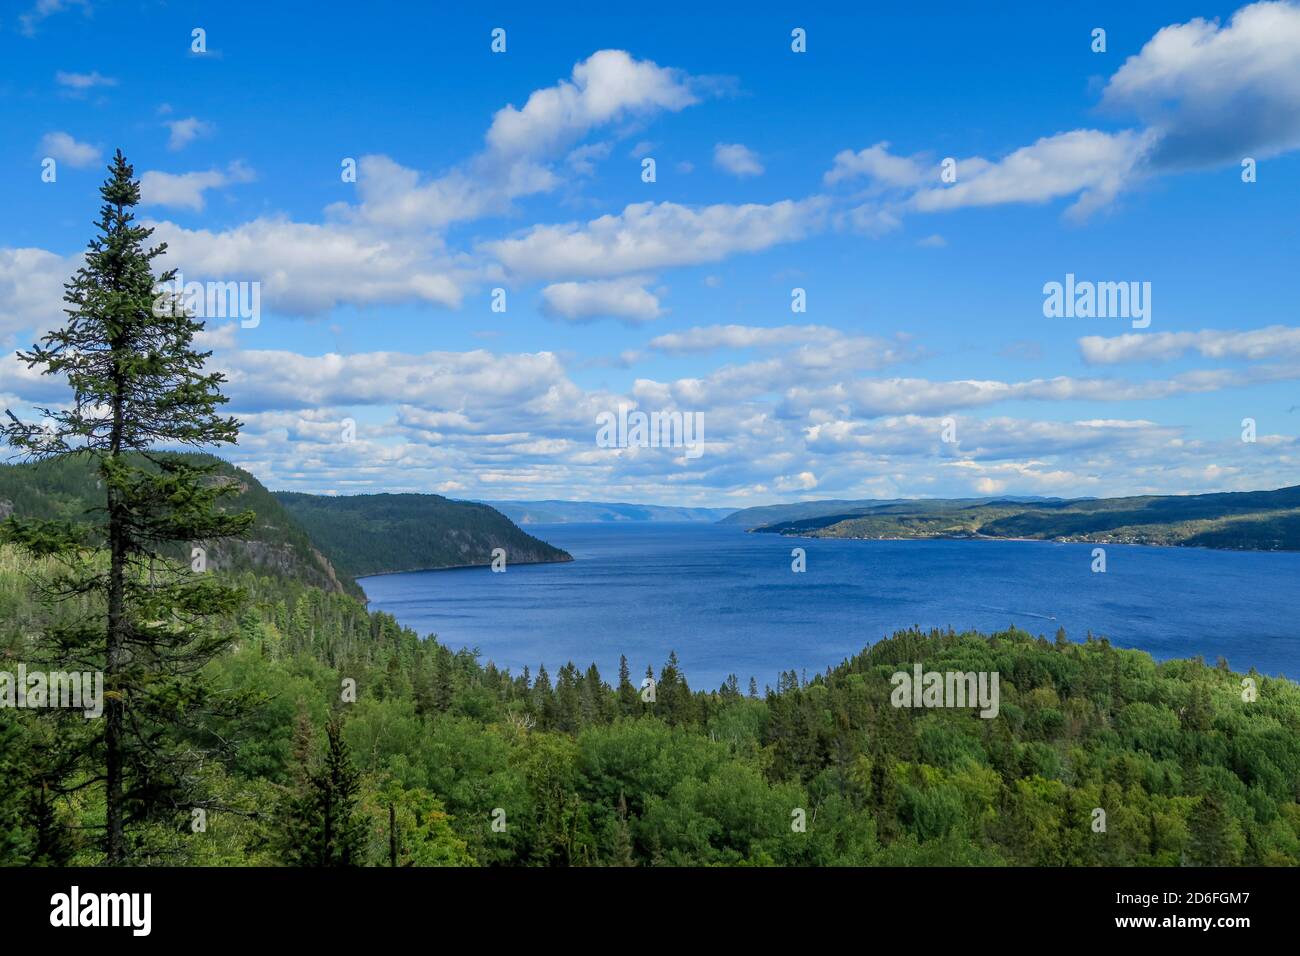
[0,454,363,600]
[276,492,571,579]
[3,538,1298,866]
[755,486,1300,551]
[0,456,574,596]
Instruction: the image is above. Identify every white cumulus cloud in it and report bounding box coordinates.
[140,162,255,211]
[38,131,99,168]
[541,276,663,324]
[713,143,763,177]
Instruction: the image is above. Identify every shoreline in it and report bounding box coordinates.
[751,529,1297,553]
[355,553,574,581]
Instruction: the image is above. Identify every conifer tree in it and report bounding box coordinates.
[430,645,454,713]
[581,662,608,724]
[274,715,366,866]
[1187,790,1244,866]
[657,650,691,724]
[556,662,582,732]
[609,792,635,867]
[617,654,638,716]
[2,151,253,864]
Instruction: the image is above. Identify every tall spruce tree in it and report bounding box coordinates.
[273,715,366,866]
[616,654,638,716]
[2,151,253,864]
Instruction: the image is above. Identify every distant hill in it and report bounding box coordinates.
[0,455,576,598]
[0,453,361,598]
[483,499,733,524]
[721,496,1066,530]
[277,492,573,578]
[752,486,1300,551]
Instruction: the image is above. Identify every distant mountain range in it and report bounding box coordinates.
[748,486,1300,551]
[482,499,733,524]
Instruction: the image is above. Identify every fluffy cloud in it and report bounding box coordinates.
[486,198,828,279]
[566,141,611,176]
[819,2,1300,230]
[149,218,467,314]
[139,162,255,211]
[215,348,580,415]
[338,154,554,233]
[331,51,708,238]
[38,131,99,167]
[804,415,1178,465]
[485,50,698,160]
[713,143,763,177]
[909,129,1157,221]
[0,248,76,337]
[541,276,663,324]
[841,202,903,237]
[330,52,704,234]
[781,364,1300,420]
[1079,326,1300,364]
[1102,0,1300,168]
[650,324,844,353]
[165,117,213,151]
[6,318,1293,501]
[5,51,721,321]
[825,142,928,187]
[775,471,818,491]
[647,325,916,369]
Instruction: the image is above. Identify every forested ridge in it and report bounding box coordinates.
[0,455,574,597]
[755,486,1300,551]
[3,542,1297,866]
[276,491,572,578]
[0,453,363,600]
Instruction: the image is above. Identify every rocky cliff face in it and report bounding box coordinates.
[205,538,351,596]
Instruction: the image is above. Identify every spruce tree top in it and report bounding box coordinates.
[7,149,239,459]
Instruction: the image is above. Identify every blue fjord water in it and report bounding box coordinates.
[358,523,1300,690]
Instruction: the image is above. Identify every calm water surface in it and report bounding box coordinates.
[359,523,1300,689]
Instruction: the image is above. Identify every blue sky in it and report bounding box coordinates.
[2,0,1298,505]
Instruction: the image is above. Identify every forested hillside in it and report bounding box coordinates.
[0,453,361,599]
[3,540,1296,866]
[0,456,575,596]
[720,496,1068,528]
[756,486,1300,551]
[276,492,573,578]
